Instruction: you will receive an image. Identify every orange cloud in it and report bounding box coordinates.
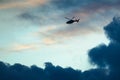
[11,43,39,52]
[0,0,49,9]
[26,0,48,5]
[42,37,57,45]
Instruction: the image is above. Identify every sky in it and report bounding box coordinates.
[0,0,120,71]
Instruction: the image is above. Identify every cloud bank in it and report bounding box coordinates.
[0,61,107,80]
[88,16,120,80]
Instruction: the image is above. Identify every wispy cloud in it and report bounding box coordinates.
[0,0,49,9]
[11,43,38,52]
[1,0,120,46]
[0,43,40,53]
[17,0,120,39]
[42,37,57,45]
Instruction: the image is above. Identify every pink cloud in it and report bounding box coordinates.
[0,0,50,9]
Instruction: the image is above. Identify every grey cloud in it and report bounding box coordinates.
[18,12,41,24]
[88,17,120,80]
[104,16,120,43]
[17,0,120,39]
[51,0,120,12]
[0,61,108,80]
[18,0,120,21]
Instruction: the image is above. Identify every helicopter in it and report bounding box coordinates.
[65,17,80,24]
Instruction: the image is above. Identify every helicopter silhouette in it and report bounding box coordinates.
[65,17,80,24]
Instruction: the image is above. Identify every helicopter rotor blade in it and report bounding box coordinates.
[65,17,71,20]
[71,17,75,19]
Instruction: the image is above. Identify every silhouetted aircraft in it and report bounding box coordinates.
[65,17,80,24]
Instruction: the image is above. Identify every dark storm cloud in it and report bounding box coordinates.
[88,43,120,80]
[89,43,120,67]
[88,17,120,80]
[82,68,108,80]
[0,61,82,80]
[104,16,120,43]
[0,61,108,80]
[0,61,46,80]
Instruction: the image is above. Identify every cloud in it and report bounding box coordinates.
[0,61,46,80]
[17,0,120,40]
[19,12,39,20]
[42,37,57,45]
[82,68,108,80]
[51,25,100,38]
[46,0,120,40]
[0,43,39,53]
[88,17,120,80]
[0,0,49,9]
[88,43,120,80]
[104,16,120,43]
[18,12,42,24]
[11,44,38,52]
[50,0,120,17]
[0,61,108,80]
